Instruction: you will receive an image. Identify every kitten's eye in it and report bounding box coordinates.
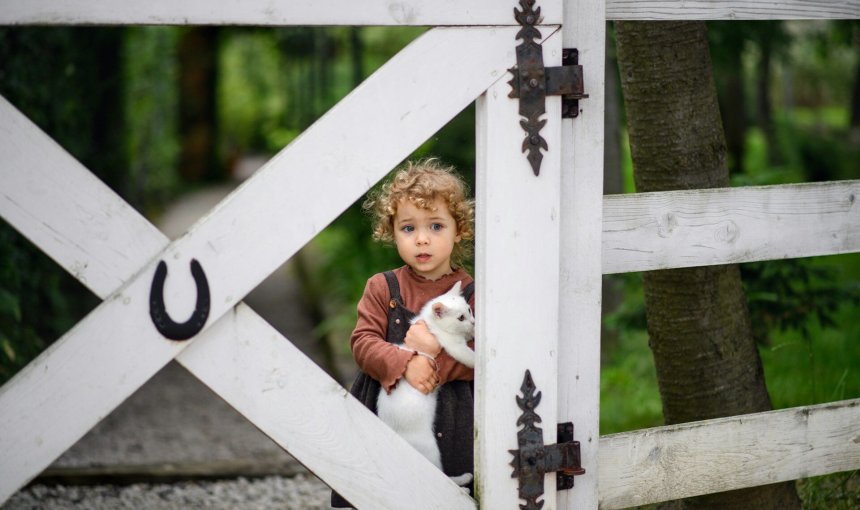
[458,315,466,321]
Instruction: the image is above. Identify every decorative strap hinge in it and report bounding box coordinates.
[509,370,586,509]
[508,0,588,176]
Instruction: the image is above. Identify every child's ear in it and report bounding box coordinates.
[433,302,446,318]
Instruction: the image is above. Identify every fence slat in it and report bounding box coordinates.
[3,0,856,25]
[598,399,860,509]
[0,0,560,26]
[558,0,605,507]
[606,0,860,20]
[603,181,860,274]
[475,25,563,509]
[0,26,523,504]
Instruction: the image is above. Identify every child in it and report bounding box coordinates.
[331,159,476,508]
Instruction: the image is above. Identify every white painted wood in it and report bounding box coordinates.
[0,98,475,510]
[0,0,561,26]
[0,98,166,298]
[4,0,856,24]
[598,399,860,509]
[0,26,522,503]
[602,181,860,274]
[179,304,477,510]
[606,0,860,20]
[475,27,563,509]
[557,0,605,508]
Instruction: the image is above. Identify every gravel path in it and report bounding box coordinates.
[3,475,331,510]
[3,180,349,509]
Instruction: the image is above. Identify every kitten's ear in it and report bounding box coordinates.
[432,302,446,318]
[448,281,462,296]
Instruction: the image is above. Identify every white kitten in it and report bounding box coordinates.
[376,281,475,488]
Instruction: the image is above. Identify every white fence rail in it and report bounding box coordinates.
[603,180,860,274]
[1,0,856,25]
[599,399,860,509]
[607,0,860,20]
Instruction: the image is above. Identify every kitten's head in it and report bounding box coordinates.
[429,281,475,337]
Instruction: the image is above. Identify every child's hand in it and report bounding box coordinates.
[403,355,439,395]
[404,321,441,356]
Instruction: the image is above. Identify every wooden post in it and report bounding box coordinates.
[558,0,605,507]
[475,24,564,509]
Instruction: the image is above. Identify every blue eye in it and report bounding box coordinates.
[431,223,443,231]
[401,225,414,233]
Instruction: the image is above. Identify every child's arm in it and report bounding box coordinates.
[351,275,430,393]
[403,321,441,356]
[403,355,440,395]
[435,343,475,383]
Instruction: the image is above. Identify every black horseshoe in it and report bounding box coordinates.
[149,259,210,341]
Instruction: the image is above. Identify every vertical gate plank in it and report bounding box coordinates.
[558,0,605,507]
[475,26,563,509]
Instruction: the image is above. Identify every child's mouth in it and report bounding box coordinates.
[416,253,431,262]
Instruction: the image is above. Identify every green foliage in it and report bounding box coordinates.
[599,327,663,434]
[742,258,860,346]
[798,471,860,510]
[124,27,182,214]
[0,28,127,383]
[0,225,97,384]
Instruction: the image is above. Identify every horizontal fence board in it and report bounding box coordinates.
[0,97,476,508]
[603,180,860,274]
[0,0,561,25]
[1,0,855,25]
[606,0,860,20]
[0,26,525,504]
[598,399,860,509]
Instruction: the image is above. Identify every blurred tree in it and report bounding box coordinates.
[615,20,802,509]
[603,25,624,356]
[750,21,790,166]
[708,21,749,175]
[831,20,860,131]
[178,27,223,182]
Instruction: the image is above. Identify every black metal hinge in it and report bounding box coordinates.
[508,0,588,176]
[509,370,586,509]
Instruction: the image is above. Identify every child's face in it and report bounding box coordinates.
[393,197,462,280]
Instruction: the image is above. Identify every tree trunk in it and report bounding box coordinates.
[615,20,801,510]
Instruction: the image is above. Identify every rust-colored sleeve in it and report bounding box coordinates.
[436,341,475,383]
[350,275,414,393]
[437,293,476,384]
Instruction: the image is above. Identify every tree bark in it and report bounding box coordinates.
[615,20,801,510]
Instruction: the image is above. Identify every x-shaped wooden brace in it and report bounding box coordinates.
[0,26,558,508]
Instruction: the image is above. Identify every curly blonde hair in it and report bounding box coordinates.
[364,158,475,264]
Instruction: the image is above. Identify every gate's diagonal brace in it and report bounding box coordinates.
[509,370,585,509]
[508,0,587,176]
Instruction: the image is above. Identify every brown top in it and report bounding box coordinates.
[350,265,475,392]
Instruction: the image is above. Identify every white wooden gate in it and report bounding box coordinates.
[1,1,859,509]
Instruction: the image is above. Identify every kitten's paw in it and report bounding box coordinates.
[450,473,473,487]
